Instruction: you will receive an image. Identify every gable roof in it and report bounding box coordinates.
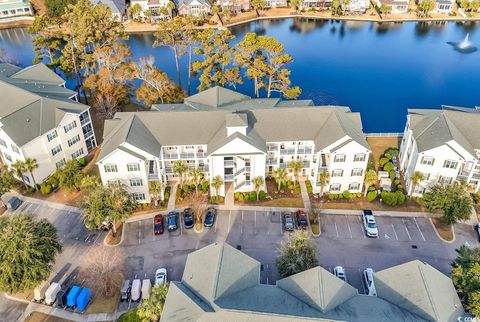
[408,106,480,157]
[100,87,370,162]
[277,266,357,313]
[374,260,464,322]
[9,64,65,85]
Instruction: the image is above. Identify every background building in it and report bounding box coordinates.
[0,0,31,22]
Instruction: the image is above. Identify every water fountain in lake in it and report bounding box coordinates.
[447,33,477,53]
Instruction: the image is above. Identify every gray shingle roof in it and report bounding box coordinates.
[161,242,461,322]
[0,65,87,147]
[99,87,370,161]
[408,106,480,157]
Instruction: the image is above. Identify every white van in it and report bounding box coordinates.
[33,281,50,302]
[141,279,152,301]
[45,282,61,305]
[131,279,141,302]
[363,268,377,296]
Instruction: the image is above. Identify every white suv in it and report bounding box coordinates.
[154,268,167,285]
[362,210,378,238]
[363,268,377,296]
[333,266,346,281]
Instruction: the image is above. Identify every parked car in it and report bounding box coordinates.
[155,268,167,285]
[474,223,480,242]
[33,281,50,302]
[204,207,216,227]
[76,288,91,311]
[363,268,377,296]
[183,208,194,229]
[131,279,142,302]
[168,212,178,232]
[45,282,61,305]
[141,279,152,301]
[333,266,346,281]
[284,213,294,231]
[362,210,378,238]
[120,280,131,302]
[153,214,164,235]
[6,197,22,210]
[296,210,308,230]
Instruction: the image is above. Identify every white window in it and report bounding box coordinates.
[4,152,12,162]
[51,145,62,156]
[71,148,84,159]
[334,154,346,162]
[47,130,58,142]
[348,183,360,191]
[0,138,6,147]
[127,163,140,172]
[420,156,434,166]
[351,168,363,176]
[332,169,344,177]
[11,144,19,154]
[67,135,80,147]
[104,164,118,173]
[438,176,453,185]
[132,192,145,201]
[130,178,143,187]
[64,121,77,133]
[56,158,66,169]
[185,146,194,149]
[443,160,458,169]
[108,179,120,186]
[413,185,426,195]
[330,183,341,191]
[354,153,366,162]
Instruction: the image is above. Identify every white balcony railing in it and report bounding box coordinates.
[280,149,295,155]
[197,152,206,158]
[224,160,234,167]
[180,152,195,159]
[224,174,234,180]
[83,131,93,138]
[164,154,178,160]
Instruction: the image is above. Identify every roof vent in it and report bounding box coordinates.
[26,118,30,122]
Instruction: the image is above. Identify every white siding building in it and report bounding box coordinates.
[344,0,370,12]
[400,106,480,196]
[97,87,370,203]
[0,63,97,187]
[130,0,171,21]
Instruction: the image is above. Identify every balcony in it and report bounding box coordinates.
[235,181,245,190]
[164,167,173,174]
[472,172,480,180]
[267,146,278,152]
[198,166,209,172]
[235,167,245,177]
[267,158,277,165]
[224,174,234,181]
[180,152,195,159]
[148,173,160,181]
[245,166,251,172]
[280,149,295,155]
[279,163,287,169]
[303,161,310,168]
[297,147,313,154]
[83,130,93,139]
[163,153,178,160]
[318,165,328,172]
[197,151,206,158]
[80,115,90,126]
[224,160,234,167]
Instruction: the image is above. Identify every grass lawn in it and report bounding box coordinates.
[85,274,122,314]
[117,308,139,322]
[105,222,123,246]
[242,197,304,208]
[314,197,429,213]
[431,217,454,241]
[366,136,401,170]
[24,312,73,322]
[309,212,320,235]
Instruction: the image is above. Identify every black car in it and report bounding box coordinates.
[204,208,216,227]
[6,197,22,210]
[168,212,178,232]
[183,208,194,229]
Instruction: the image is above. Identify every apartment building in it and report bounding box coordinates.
[400,106,480,196]
[97,87,370,203]
[265,0,287,7]
[0,63,97,187]
[0,0,31,21]
[175,0,211,16]
[344,0,370,12]
[375,0,409,13]
[216,0,250,13]
[161,242,463,322]
[130,0,171,21]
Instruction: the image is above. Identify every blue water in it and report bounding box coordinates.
[1,19,479,132]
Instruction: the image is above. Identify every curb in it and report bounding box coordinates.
[429,218,456,244]
[4,192,81,213]
[3,293,30,304]
[103,226,126,247]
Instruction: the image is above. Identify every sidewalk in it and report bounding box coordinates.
[2,192,81,213]
[167,183,178,211]
[19,301,118,322]
[299,179,311,211]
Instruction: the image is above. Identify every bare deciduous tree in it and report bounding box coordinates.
[92,92,120,119]
[183,194,208,230]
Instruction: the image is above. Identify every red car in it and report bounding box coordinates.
[296,210,308,230]
[153,214,164,235]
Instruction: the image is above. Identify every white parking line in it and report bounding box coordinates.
[391,224,399,240]
[254,211,257,234]
[414,218,426,241]
[346,215,353,239]
[241,211,244,234]
[334,222,339,237]
[402,219,412,241]
[138,221,142,244]
[358,216,366,239]
[228,211,231,233]
[280,213,284,235]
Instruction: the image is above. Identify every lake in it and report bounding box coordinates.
[1,18,479,132]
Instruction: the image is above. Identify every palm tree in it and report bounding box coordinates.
[273,168,288,191]
[11,160,27,190]
[173,160,188,186]
[363,169,378,197]
[318,170,330,196]
[189,167,203,195]
[149,181,163,206]
[288,160,303,188]
[23,158,39,191]
[410,171,425,196]
[211,175,223,201]
[253,176,264,201]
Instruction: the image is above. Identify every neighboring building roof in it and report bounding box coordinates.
[0,63,87,147]
[374,260,464,322]
[98,87,370,162]
[92,0,125,14]
[160,242,463,322]
[408,106,480,157]
[175,0,211,7]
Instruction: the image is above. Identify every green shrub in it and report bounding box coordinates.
[367,190,377,202]
[384,153,392,160]
[199,181,209,193]
[250,191,257,200]
[218,196,225,203]
[210,196,216,203]
[164,192,170,201]
[287,181,294,190]
[394,179,400,185]
[386,148,399,156]
[77,157,87,167]
[305,180,313,193]
[379,157,389,167]
[259,190,266,200]
[26,187,35,194]
[357,193,363,198]
[342,191,351,199]
[472,192,480,205]
[381,190,407,206]
[176,186,182,199]
[295,185,301,194]
[238,193,244,201]
[328,194,336,200]
[182,184,191,195]
[234,192,241,200]
[397,184,403,190]
[243,192,250,201]
[383,162,394,172]
[47,175,59,188]
[368,185,376,191]
[389,171,396,180]
[40,182,52,195]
